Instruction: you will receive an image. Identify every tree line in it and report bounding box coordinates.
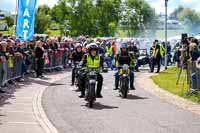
[34,0,156,37]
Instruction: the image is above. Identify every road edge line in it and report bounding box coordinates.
[32,73,71,133]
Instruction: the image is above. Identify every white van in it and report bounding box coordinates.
[0,22,8,31]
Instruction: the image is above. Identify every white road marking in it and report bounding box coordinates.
[5,121,38,125]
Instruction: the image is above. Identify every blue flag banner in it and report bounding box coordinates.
[16,0,37,41]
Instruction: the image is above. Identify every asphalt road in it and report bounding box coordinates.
[42,71,200,133]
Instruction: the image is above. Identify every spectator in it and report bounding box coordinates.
[35,41,45,78]
[189,43,200,61]
[0,42,6,93]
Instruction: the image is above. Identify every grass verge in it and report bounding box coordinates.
[0,27,14,35]
[151,67,200,104]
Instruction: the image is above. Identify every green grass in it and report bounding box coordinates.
[0,27,14,35]
[45,29,61,36]
[151,67,200,104]
[0,27,61,36]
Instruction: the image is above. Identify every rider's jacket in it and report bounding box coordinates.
[81,53,104,72]
[86,55,100,70]
[72,51,85,62]
[116,51,132,66]
[128,46,139,54]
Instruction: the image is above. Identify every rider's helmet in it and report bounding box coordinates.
[106,41,111,47]
[75,43,82,49]
[120,42,128,50]
[86,43,98,52]
[87,43,99,56]
[120,42,128,54]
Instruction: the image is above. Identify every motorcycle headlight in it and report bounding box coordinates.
[122,64,129,70]
[88,71,97,77]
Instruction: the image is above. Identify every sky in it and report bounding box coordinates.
[0,0,200,14]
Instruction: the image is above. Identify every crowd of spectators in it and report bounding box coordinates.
[0,33,118,93]
[173,37,200,66]
[172,37,200,91]
[0,33,77,93]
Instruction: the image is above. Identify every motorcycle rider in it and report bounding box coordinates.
[105,41,114,70]
[128,40,139,72]
[71,43,85,86]
[79,43,104,98]
[114,42,135,90]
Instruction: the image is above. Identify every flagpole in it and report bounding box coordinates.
[14,0,19,35]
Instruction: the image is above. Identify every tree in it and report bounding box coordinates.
[170,6,184,20]
[69,0,98,36]
[170,6,200,33]
[96,0,121,36]
[35,5,51,34]
[45,0,155,37]
[3,16,14,27]
[122,0,156,36]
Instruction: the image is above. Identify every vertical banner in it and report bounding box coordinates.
[16,0,37,41]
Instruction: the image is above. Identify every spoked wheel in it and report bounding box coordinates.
[87,84,96,108]
[122,79,129,98]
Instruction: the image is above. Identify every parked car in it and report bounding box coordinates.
[50,24,58,30]
[137,49,150,66]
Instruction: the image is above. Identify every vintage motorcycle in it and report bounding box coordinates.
[85,67,99,108]
[119,64,131,98]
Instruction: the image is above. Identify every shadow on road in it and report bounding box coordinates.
[50,83,66,86]
[117,94,148,100]
[126,94,148,100]
[85,102,119,110]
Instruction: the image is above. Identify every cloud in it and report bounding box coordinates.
[146,0,179,14]
[37,0,58,8]
[0,0,15,11]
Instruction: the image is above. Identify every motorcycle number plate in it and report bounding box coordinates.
[123,74,127,77]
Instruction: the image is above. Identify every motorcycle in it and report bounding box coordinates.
[105,54,113,70]
[85,67,98,108]
[72,61,82,91]
[119,64,130,98]
[99,53,108,73]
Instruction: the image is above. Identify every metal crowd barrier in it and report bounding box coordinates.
[187,61,200,93]
[43,50,67,70]
[0,50,69,87]
[0,55,23,86]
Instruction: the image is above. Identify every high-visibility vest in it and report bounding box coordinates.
[160,44,165,57]
[86,55,100,71]
[152,44,165,57]
[150,45,155,56]
[106,46,113,56]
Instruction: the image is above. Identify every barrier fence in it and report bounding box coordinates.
[187,61,200,93]
[0,50,69,87]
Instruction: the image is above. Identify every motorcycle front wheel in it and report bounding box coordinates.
[88,83,96,108]
[122,77,129,98]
